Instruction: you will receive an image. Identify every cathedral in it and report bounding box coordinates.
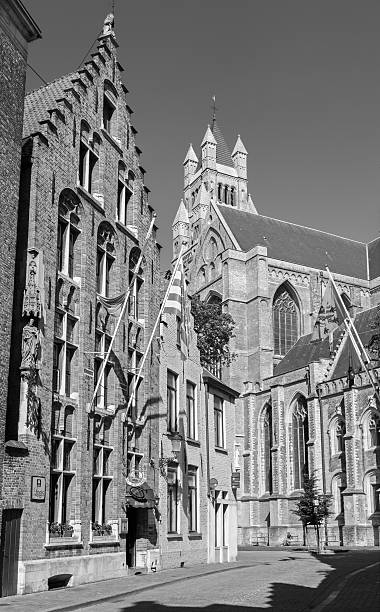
[173,116,380,547]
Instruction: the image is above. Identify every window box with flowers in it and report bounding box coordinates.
[90,521,119,546]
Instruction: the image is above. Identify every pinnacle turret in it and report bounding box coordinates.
[183,144,198,165]
[232,134,248,156]
[201,125,217,146]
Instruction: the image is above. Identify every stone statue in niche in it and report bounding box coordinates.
[23,257,41,318]
[103,13,114,35]
[20,318,39,369]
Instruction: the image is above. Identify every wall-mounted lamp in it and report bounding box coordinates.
[169,431,183,455]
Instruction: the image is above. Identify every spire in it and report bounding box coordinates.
[211,121,233,167]
[201,125,217,146]
[232,134,247,156]
[183,143,198,164]
[173,199,189,226]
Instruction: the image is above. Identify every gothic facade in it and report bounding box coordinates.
[2,16,161,594]
[0,0,40,597]
[173,118,380,547]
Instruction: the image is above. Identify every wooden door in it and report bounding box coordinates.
[0,509,22,597]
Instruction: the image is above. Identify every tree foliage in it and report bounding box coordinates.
[190,297,236,370]
[292,470,332,527]
[292,470,332,551]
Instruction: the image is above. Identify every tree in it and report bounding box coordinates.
[292,470,332,552]
[190,296,236,371]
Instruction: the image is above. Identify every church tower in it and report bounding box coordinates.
[172,106,256,258]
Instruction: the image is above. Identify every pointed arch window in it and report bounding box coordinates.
[263,404,273,494]
[292,396,308,489]
[273,284,299,356]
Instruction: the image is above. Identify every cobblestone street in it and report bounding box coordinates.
[1,549,379,612]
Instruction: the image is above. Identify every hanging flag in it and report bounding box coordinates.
[97,291,127,317]
[163,258,190,359]
[311,279,346,344]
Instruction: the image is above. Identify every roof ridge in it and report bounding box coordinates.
[216,204,367,245]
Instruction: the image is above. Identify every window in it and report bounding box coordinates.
[188,466,198,532]
[167,464,179,533]
[292,396,308,489]
[50,405,76,525]
[186,381,197,440]
[263,404,273,494]
[116,162,132,225]
[128,247,144,320]
[368,413,380,448]
[102,81,117,136]
[96,223,116,297]
[94,329,112,409]
[92,416,113,524]
[96,248,114,297]
[53,311,78,397]
[230,186,235,206]
[273,284,299,356]
[78,122,99,194]
[167,371,178,432]
[57,194,81,278]
[214,395,225,448]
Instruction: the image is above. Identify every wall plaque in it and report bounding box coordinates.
[31,476,46,501]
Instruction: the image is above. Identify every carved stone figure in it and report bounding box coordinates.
[21,319,39,369]
[103,13,114,35]
[23,258,41,318]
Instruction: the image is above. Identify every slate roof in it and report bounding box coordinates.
[332,306,380,379]
[368,237,380,280]
[273,306,380,378]
[217,206,368,279]
[23,73,74,138]
[273,328,341,376]
[211,120,233,167]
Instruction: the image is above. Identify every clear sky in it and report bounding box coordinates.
[24,0,380,269]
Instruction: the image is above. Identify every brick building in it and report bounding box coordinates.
[2,15,161,594]
[0,0,40,597]
[172,117,380,547]
[158,307,238,568]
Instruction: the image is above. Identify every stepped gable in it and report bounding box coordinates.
[273,328,341,376]
[368,236,380,280]
[211,119,233,167]
[331,306,380,379]
[23,73,74,137]
[217,205,367,279]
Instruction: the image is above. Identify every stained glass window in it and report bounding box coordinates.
[273,285,299,356]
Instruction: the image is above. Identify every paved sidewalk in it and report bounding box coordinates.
[1,549,379,612]
[0,559,252,612]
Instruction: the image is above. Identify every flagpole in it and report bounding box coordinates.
[326,267,380,401]
[90,214,156,412]
[125,244,186,418]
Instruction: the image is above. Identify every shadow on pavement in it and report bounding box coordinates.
[116,550,380,611]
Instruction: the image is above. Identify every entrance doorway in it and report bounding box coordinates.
[0,509,22,597]
[126,508,137,567]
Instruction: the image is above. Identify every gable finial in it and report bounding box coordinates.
[211,95,218,128]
